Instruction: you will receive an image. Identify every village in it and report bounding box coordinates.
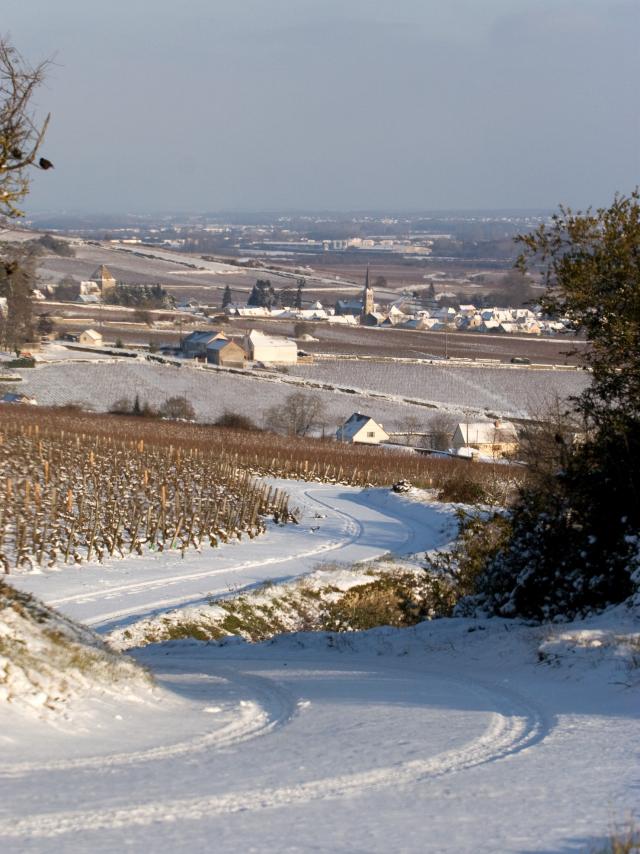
[0,259,565,462]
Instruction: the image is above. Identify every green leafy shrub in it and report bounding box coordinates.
[424,510,512,616]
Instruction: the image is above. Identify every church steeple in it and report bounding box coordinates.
[361,265,374,319]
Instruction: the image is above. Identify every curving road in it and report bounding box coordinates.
[12,482,457,632]
[3,482,636,853]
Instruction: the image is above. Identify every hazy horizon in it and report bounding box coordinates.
[5,0,639,215]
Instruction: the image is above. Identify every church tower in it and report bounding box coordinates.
[361,266,374,320]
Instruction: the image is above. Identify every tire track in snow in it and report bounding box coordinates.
[48,487,364,627]
[0,668,297,778]
[0,674,546,839]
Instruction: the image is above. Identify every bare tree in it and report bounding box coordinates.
[159,396,196,421]
[0,39,52,219]
[427,413,457,451]
[0,38,52,351]
[518,395,585,486]
[399,414,422,446]
[264,391,326,437]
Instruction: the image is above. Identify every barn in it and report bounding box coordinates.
[78,329,103,347]
[181,330,227,359]
[242,330,298,364]
[206,339,247,368]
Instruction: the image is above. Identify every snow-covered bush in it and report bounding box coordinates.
[473,427,640,620]
[465,193,640,621]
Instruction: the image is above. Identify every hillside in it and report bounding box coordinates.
[0,581,150,717]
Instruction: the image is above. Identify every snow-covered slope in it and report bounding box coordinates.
[0,581,150,718]
[0,607,637,852]
[1,483,638,853]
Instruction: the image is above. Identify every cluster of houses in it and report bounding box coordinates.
[336,412,519,459]
[453,305,566,336]
[171,328,298,367]
[225,271,568,336]
[62,323,299,367]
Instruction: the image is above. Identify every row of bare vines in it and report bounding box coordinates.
[0,419,294,572]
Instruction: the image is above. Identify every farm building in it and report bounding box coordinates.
[0,391,37,406]
[79,329,103,347]
[452,420,518,458]
[337,413,389,445]
[206,339,247,368]
[89,265,116,296]
[181,330,227,359]
[243,330,298,364]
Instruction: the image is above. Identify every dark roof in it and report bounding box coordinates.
[207,338,242,352]
[344,412,371,425]
[182,330,224,346]
[1,392,31,403]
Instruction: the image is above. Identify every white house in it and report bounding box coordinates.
[452,420,518,458]
[243,330,298,364]
[78,328,103,347]
[336,413,389,445]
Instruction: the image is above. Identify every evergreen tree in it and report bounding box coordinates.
[294,278,305,310]
[247,279,276,308]
[475,192,640,620]
[222,284,232,308]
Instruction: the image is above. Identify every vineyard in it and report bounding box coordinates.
[14,360,437,430]
[0,411,295,573]
[0,407,525,575]
[13,357,587,432]
[290,360,590,418]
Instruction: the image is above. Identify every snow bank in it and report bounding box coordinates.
[107,561,422,650]
[0,582,151,718]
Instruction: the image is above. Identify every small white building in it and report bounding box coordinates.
[79,328,103,347]
[243,330,298,364]
[452,420,518,458]
[337,413,389,445]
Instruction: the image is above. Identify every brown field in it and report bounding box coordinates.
[231,317,586,365]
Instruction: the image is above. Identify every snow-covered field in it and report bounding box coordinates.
[3,481,638,853]
[13,358,464,428]
[14,350,589,427]
[290,360,589,418]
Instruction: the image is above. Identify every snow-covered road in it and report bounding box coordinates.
[12,482,456,631]
[3,483,639,853]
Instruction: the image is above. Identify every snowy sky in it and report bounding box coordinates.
[5,0,639,213]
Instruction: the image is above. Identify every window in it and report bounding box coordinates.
[367,431,375,438]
